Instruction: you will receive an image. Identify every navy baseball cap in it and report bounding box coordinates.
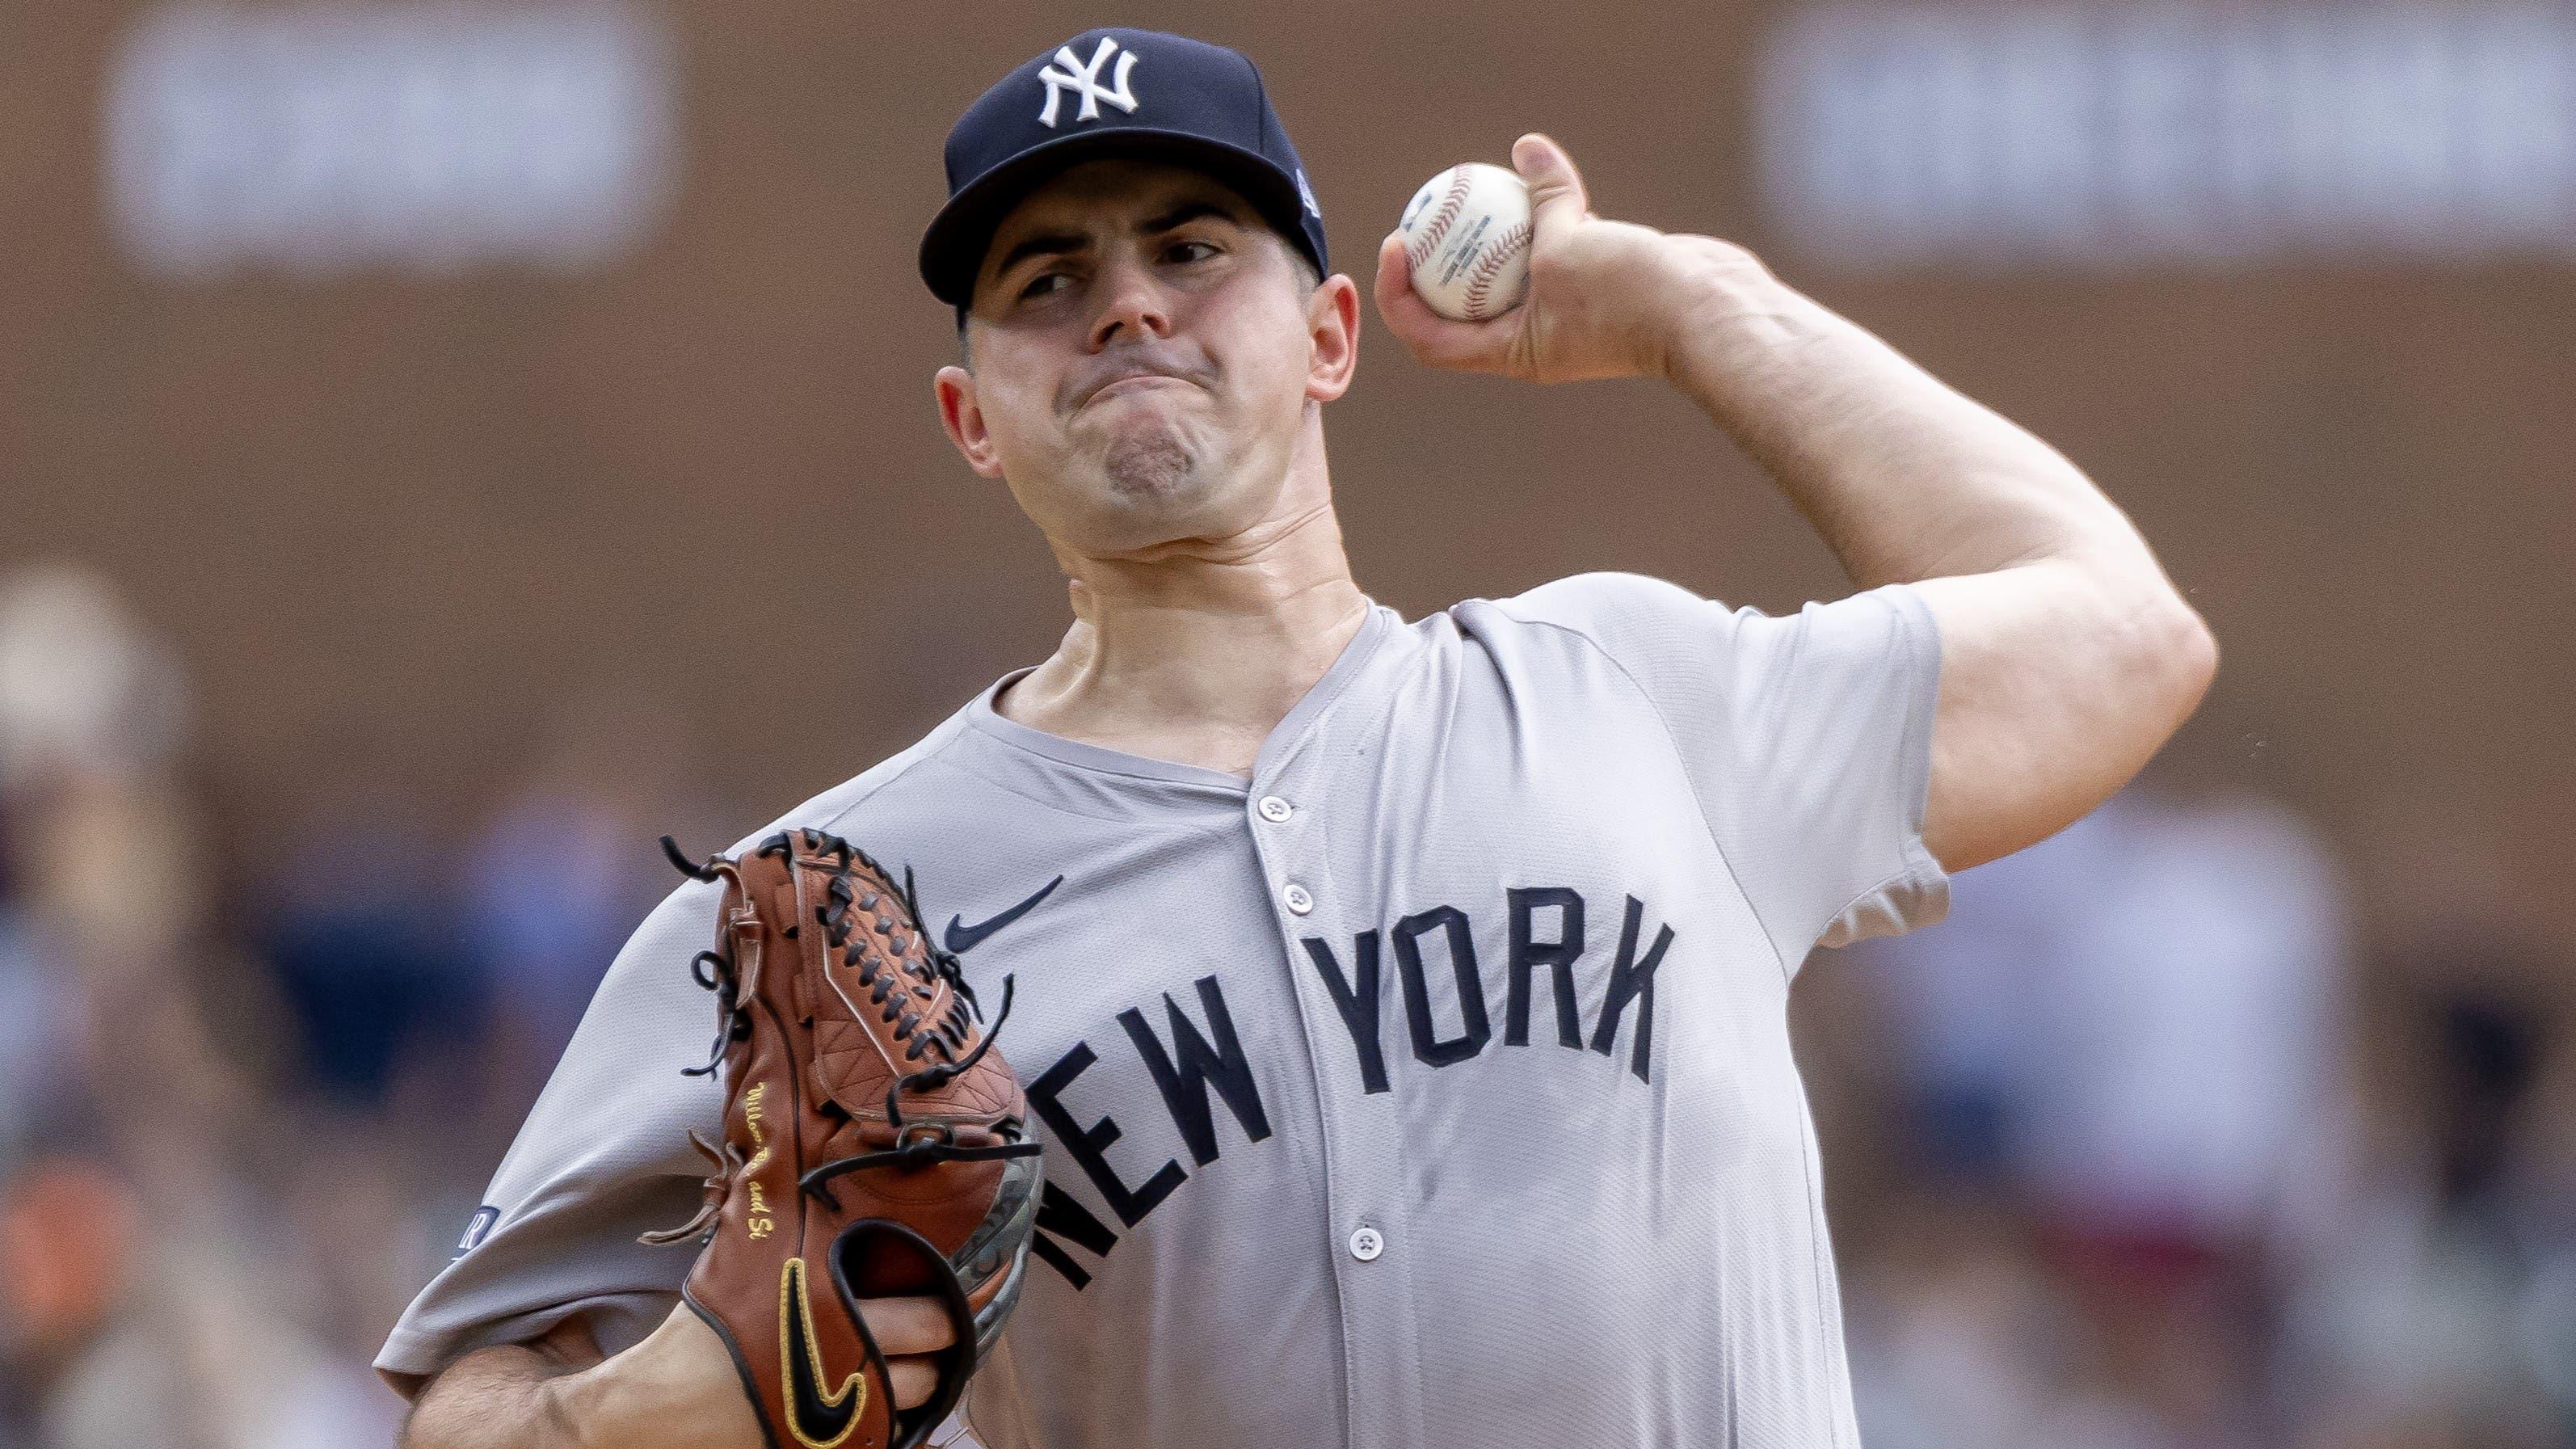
[919,28,1329,311]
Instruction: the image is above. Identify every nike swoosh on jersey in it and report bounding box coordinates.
[943,876,1065,954]
[781,1257,866,1448]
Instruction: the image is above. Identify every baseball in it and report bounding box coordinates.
[1395,162,1533,322]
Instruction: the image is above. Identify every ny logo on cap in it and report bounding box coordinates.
[1038,36,1141,127]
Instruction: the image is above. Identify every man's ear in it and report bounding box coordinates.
[934,364,1007,478]
[1305,273,1362,403]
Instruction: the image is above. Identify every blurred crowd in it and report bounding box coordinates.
[1825,795,2576,1446]
[0,562,730,1448]
[0,561,2567,1448]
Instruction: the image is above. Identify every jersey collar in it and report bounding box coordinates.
[963,601,1400,792]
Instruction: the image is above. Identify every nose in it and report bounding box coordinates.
[1085,253,1173,352]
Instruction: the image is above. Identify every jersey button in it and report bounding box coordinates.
[1349,1226,1384,1262]
[1283,882,1315,915]
[1256,794,1294,823]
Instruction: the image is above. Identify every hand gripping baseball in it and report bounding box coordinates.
[1374,133,1725,385]
[645,829,1045,1449]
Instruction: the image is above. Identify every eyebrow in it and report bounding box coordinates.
[987,200,1247,284]
[990,230,1088,281]
[1139,200,1237,235]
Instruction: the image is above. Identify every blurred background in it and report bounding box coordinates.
[3,1,2572,1445]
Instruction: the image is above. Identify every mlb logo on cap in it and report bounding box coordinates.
[919,28,1329,310]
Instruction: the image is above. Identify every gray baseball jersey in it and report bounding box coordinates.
[377,571,1948,1448]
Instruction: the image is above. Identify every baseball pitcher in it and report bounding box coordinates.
[382,27,2214,1449]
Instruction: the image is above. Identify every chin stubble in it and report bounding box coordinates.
[1101,429,1195,500]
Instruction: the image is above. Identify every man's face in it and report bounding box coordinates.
[933,158,1355,556]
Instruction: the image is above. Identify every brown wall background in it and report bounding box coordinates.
[7,0,2572,947]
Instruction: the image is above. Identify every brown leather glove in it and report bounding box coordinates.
[644,828,1043,1449]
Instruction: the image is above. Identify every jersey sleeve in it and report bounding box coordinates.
[1500,571,1949,968]
[373,877,728,1397]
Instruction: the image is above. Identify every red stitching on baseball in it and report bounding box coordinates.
[1404,168,1474,272]
[1461,220,1530,319]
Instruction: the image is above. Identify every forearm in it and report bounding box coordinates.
[1379,137,2213,870]
[1649,243,2214,868]
[402,1333,597,1449]
[404,1302,766,1449]
[1653,243,2159,591]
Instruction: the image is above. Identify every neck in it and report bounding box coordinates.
[1001,480,1370,778]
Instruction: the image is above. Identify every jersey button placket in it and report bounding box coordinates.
[1261,795,1308,917]
[1248,752,1402,1449]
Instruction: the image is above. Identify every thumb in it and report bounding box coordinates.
[1513,133,1588,249]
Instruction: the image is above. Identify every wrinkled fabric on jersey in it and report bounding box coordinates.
[377,573,1949,1449]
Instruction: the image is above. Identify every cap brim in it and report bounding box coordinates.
[919,128,1313,310]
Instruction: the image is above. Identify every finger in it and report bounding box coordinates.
[1370,230,1513,374]
[888,1355,940,1411]
[857,1294,958,1357]
[1371,230,1451,340]
[1512,133,1589,252]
